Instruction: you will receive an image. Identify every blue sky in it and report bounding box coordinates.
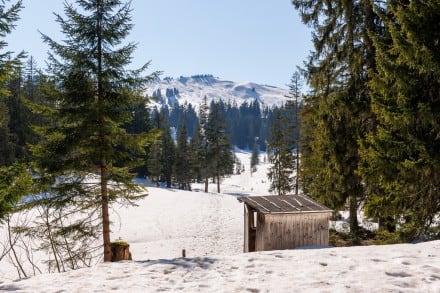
[7,0,311,88]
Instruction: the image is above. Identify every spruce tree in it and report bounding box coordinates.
[147,141,162,185]
[0,0,24,167]
[124,100,155,178]
[31,0,159,261]
[157,112,175,188]
[359,1,440,240]
[284,72,302,195]
[198,96,210,192]
[250,139,259,174]
[0,0,30,221]
[267,109,294,195]
[6,62,38,162]
[206,101,233,193]
[188,122,202,183]
[292,0,377,241]
[160,129,175,188]
[174,119,191,190]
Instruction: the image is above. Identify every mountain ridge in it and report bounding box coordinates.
[145,74,289,108]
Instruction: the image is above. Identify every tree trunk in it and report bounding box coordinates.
[217,174,220,193]
[97,1,111,262]
[349,194,360,244]
[101,161,111,262]
[204,177,208,192]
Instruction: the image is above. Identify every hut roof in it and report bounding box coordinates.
[238,194,332,214]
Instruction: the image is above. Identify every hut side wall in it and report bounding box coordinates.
[255,212,331,251]
[244,205,248,252]
[243,204,257,252]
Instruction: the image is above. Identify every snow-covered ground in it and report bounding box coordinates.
[0,152,439,292]
[1,241,438,292]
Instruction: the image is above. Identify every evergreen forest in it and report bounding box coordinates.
[293,0,440,243]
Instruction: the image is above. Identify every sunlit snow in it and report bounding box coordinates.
[0,152,438,292]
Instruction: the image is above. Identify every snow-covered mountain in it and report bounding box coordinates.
[145,74,289,108]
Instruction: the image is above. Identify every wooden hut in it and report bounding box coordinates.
[238,194,332,252]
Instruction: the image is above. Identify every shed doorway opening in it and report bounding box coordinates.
[246,206,257,252]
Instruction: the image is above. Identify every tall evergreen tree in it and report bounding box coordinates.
[292,0,377,241]
[0,0,29,221]
[206,101,233,193]
[198,96,210,192]
[259,106,276,151]
[267,109,294,195]
[160,127,175,188]
[250,139,259,174]
[6,62,37,162]
[174,119,191,190]
[124,99,155,178]
[146,108,174,187]
[284,71,302,195]
[31,0,159,261]
[359,1,440,240]
[0,0,24,167]
[147,141,162,185]
[188,122,202,183]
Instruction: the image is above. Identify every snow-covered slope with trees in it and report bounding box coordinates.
[0,152,438,292]
[145,74,289,108]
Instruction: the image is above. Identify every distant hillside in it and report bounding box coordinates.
[145,74,289,108]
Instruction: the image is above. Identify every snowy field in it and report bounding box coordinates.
[0,152,439,292]
[1,241,438,292]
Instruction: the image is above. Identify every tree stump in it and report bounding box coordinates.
[110,241,132,262]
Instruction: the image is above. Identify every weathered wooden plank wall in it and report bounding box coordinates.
[254,213,331,251]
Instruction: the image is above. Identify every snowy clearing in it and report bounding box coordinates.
[1,241,439,292]
[0,152,439,292]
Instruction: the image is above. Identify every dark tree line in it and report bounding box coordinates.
[156,98,279,152]
[145,98,235,193]
[142,94,304,195]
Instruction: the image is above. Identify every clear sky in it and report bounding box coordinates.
[6,0,312,89]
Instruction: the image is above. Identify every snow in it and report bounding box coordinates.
[145,75,289,109]
[0,152,439,292]
[1,241,439,292]
[113,189,243,260]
